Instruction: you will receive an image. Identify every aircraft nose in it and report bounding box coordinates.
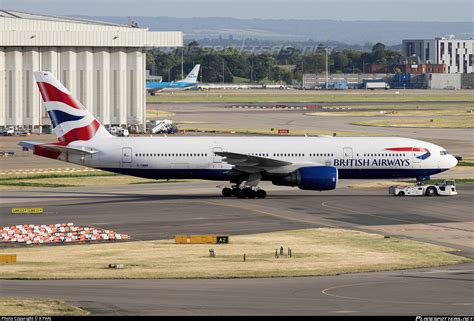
[446,155,458,168]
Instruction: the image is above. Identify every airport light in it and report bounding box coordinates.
[222,59,225,84]
[181,47,184,80]
[325,47,329,89]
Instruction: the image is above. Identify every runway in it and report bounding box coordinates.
[2,181,473,255]
[1,263,472,315]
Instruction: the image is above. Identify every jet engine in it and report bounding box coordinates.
[272,166,338,191]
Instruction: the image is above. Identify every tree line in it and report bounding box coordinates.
[146,41,401,84]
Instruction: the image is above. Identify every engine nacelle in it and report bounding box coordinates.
[272,166,338,191]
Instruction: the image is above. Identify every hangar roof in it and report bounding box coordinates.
[0,9,130,27]
[0,9,183,47]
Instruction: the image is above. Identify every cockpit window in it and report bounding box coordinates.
[440,150,449,155]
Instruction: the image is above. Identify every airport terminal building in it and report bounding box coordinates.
[0,10,183,131]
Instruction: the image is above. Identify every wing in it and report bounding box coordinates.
[216,151,290,167]
[215,151,321,175]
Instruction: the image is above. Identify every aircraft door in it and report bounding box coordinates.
[212,147,223,164]
[343,147,353,159]
[122,147,132,168]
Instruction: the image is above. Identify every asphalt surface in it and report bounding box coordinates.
[1,97,473,315]
[2,182,473,256]
[1,262,473,315]
[1,182,473,315]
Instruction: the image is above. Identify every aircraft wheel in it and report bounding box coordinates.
[240,187,254,199]
[232,187,242,197]
[426,187,437,196]
[222,187,232,197]
[246,189,256,199]
[256,189,267,199]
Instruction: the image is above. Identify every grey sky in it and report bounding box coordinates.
[2,0,473,21]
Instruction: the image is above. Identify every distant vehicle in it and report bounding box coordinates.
[325,80,349,90]
[109,126,120,135]
[151,119,178,134]
[16,128,31,136]
[146,64,200,95]
[117,128,129,137]
[109,126,129,137]
[389,180,457,196]
[3,126,15,136]
[364,80,390,90]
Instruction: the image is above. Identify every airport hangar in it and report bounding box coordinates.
[0,10,183,132]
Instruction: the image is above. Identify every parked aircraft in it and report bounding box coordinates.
[146,64,200,94]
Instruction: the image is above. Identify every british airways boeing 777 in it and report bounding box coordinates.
[20,71,458,198]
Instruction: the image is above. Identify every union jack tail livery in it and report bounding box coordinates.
[34,71,112,143]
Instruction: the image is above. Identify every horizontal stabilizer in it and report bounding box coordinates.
[18,141,37,151]
[19,141,98,155]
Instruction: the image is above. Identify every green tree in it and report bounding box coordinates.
[332,52,349,72]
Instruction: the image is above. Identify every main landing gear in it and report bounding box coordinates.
[221,186,267,199]
[221,173,266,199]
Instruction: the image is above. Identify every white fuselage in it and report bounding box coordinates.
[60,136,457,182]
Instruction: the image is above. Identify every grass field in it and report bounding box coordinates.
[352,116,474,128]
[147,89,473,104]
[0,228,469,279]
[458,161,474,167]
[181,127,376,137]
[307,109,474,117]
[0,171,185,189]
[402,178,474,184]
[0,297,89,316]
